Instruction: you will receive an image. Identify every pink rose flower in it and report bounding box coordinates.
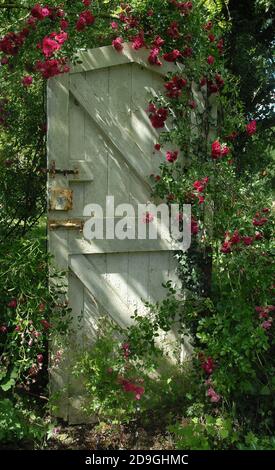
[112,37,124,52]
[246,120,256,136]
[22,75,33,86]
[207,387,221,403]
[166,150,178,163]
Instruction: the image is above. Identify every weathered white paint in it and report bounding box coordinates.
[47,45,190,423]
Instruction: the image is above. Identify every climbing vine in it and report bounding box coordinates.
[0,0,274,449]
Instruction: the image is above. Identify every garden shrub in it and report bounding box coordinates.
[0,0,273,450]
[0,234,70,393]
[73,318,193,425]
[0,396,47,446]
[170,417,275,451]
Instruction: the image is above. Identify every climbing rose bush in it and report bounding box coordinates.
[0,237,71,393]
[0,0,274,449]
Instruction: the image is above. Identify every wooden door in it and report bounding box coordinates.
[47,44,186,423]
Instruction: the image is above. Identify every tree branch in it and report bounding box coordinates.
[252,81,275,106]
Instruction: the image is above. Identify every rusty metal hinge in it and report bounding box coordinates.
[48,161,79,177]
[48,219,84,231]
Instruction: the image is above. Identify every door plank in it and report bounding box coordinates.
[70,72,153,189]
[70,43,179,77]
[69,254,131,328]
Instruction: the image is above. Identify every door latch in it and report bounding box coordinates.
[48,160,79,177]
[48,219,84,231]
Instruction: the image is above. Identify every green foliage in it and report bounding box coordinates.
[170,414,239,450]
[196,246,275,431]
[73,320,144,424]
[0,232,71,392]
[0,396,47,445]
[237,432,275,450]
[0,0,273,450]
[73,318,192,425]
[170,415,275,450]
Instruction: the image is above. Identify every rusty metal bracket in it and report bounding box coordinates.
[48,219,84,231]
[48,160,79,178]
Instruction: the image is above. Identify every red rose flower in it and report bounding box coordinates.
[207,55,215,65]
[132,32,145,50]
[211,140,221,159]
[242,236,254,246]
[261,320,272,330]
[191,218,199,235]
[193,181,204,192]
[22,75,33,86]
[221,145,230,156]
[220,241,232,254]
[153,36,165,48]
[120,378,145,400]
[167,193,175,201]
[36,58,69,79]
[56,9,64,18]
[112,37,124,51]
[164,76,187,98]
[246,120,257,136]
[163,49,181,62]
[41,319,51,330]
[209,82,219,94]
[167,21,180,39]
[217,38,224,54]
[76,10,95,31]
[147,103,156,113]
[122,342,130,358]
[253,217,268,227]
[211,140,229,159]
[215,74,224,88]
[31,4,50,20]
[182,46,193,58]
[207,387,220,403]
[60,19,69,30]
[230,230,241,245]
[149,106,168,128]
[27,16,37,28]
[166,150,178,163]
[7,299,17,308]
[203,21,213,31]
[148,47,162,66]
[202,357,214,375]
[37,354,44,363]
[255,231,264,240]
